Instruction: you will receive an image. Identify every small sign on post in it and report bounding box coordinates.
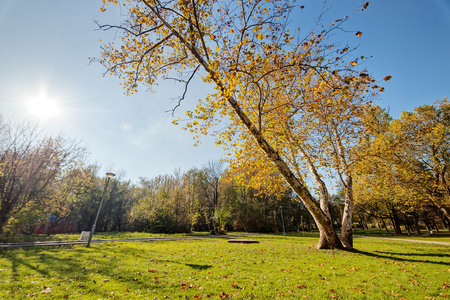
[79,231,90,241]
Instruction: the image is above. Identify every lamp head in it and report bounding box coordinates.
[106,172,116,178]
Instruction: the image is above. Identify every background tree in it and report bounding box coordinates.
[129,172,191,233]
[0,118,85,234]
[354,100,450,233]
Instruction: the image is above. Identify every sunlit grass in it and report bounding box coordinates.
[0,235,448,299]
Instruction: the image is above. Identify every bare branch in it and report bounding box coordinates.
[165,65,201,116]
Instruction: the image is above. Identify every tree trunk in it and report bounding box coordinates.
[381,218,391,234]
[433,221,439,232]
[0,199,13,233]
[296,143,332,221]
[206,71,342,248]
[340,175,354,248]
[443,216,450,231]
[414,216,421,235]
[427,194,450,220]
[405,217,412,235]
[330,125,353,249]
[392,212,403,235]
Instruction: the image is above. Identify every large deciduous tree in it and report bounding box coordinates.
[97,0,380,249]
[355,100,450,228]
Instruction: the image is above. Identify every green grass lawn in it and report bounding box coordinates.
[0,235,448,299]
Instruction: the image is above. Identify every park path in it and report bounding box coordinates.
[0,234,259,248]
[354,235,450,246]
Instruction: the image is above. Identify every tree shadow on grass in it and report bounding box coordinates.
[0,242,219,298]
[1,248,54,280]
[373,250,450,258]
[348,249,450,266]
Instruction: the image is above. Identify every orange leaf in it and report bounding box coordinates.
[362,2,370,11]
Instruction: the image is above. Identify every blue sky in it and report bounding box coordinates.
[0,0,449,183]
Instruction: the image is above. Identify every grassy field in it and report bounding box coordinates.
[0,234,448,299]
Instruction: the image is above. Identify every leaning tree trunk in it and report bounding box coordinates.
[223,92,342,249]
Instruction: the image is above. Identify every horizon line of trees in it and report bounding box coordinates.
[0,99,449,239]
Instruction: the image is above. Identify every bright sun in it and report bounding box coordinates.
[26,94,61,119]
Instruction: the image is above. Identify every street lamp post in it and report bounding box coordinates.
[86,172,115,247]
[280,206,286,236]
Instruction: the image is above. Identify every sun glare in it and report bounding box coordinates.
[26,95,61,119]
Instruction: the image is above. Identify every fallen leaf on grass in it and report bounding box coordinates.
[353,287,365,294]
